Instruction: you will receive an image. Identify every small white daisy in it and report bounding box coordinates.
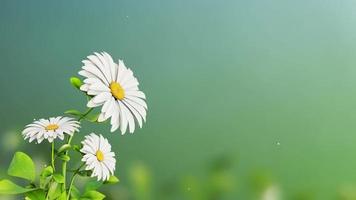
[79,52,147,134]
[80,133,116,181]
[22,116,80,143]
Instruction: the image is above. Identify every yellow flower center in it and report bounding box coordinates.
[96,150,104,162]
[110,82,125,100]
[45,124,59,131]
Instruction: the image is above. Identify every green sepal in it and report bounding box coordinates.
[52,174,65,184]
[25,189,46,200]
[60,155,70,162]
[57,144,72,154]
[0,179,36,194]
[70,76,83,90]
[81,190,105,200]
[7,152,35,182]
[104,175,119,184]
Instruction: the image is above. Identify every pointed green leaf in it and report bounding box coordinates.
[25,189,46,200]
[52,174,65,184]
[104,175,119,184]
[70,76,83,89]
[64,109,83,117]
[73,145,82,153]
[0,179,36,194]
[8,152,35,181]
[81,190,105,200]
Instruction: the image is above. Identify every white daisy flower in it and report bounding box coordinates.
[80,133,116,181]
[79,52,147,134]
[22,116,80,143]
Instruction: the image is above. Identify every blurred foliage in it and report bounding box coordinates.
[3,130,356,200]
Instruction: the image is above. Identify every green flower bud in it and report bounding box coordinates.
[70,76,83,89]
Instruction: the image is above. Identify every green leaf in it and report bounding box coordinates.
[59,155,70,162]
[52,174,65,184]
[104,175,119,184]
[41,166,54,178]
[8,152,35,181]
[57,144,72,154]
[64,109,83,117]
[58,191,67,200]
[0,179,36,194]
[84,181,102,192]
[84,113,100,123]
[39,166,54,189]
[25,189,46,200]
[81,190,105,200]
[70,186,81,199]
[70,76,83,89]
[47,182,61,199]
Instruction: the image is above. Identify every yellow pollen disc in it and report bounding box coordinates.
[96,150,104,162]
[110,82,125,100]
[45,124,59,131]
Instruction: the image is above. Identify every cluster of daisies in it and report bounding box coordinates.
[21,52,147,181]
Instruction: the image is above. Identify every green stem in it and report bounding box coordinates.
[51,142,55,171]
[67,163,85,200]
[61,107,94,193]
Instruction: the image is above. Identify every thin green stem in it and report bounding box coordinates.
[51,142,55,171]
[61,107,94,193]
[67,162,85,200]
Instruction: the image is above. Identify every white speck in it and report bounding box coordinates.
[276,142,281,146]
[126,15,129,18]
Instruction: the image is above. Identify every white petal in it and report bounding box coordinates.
[119,101,135,133]
[125,90,146,99]
[117,102,128,134]
[125,96,147,109]
[123,100,143,128]
[123,99,146,122]
[92,92,111,104]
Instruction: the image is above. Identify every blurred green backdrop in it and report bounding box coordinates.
[1,0,356,199]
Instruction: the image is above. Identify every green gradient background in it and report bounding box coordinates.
[1,0,356,199]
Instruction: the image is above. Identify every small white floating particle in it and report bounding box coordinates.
[276,142,281,146]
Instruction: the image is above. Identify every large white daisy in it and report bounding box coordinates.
[22,116,80,143]
[80,133,116,181]
[79,52,147,134]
